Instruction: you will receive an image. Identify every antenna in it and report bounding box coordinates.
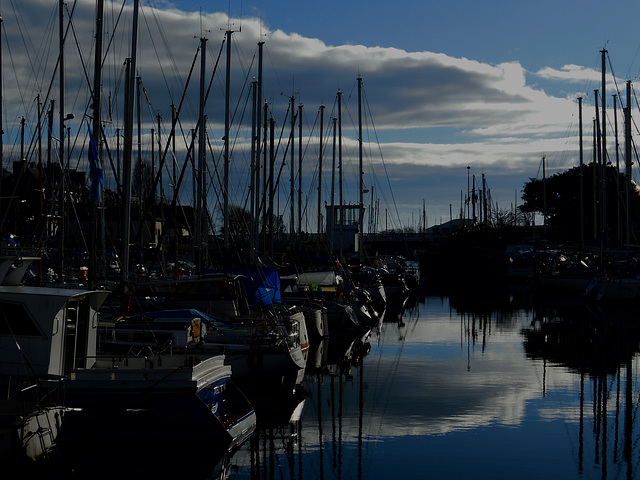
[258,13,267,41]
[195,10,210,41]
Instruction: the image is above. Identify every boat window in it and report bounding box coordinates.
[0,301,43,336]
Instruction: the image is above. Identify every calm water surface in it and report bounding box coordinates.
[28,289,640,479]
[229,290,640,480]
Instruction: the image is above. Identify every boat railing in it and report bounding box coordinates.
[87,343,212,370]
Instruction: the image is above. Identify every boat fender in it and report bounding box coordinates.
[189,318,206,344]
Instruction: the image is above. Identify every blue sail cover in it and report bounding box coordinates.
[205,267,282,307]
[237,267,282,307]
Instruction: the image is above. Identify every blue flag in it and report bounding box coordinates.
[87,122,103,202]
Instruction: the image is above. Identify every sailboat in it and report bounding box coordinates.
[0,256,109,462]
[53,0,256,462]
[63,351,256,453]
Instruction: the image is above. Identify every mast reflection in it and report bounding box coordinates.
[522,303,640,478]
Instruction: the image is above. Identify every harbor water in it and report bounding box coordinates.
[26,287,640,479]
[228,288,640,480]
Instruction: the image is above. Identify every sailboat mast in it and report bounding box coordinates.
[290,95,295,241]
[224,29,233,250]
[59,0,66,280]
[269,115,275,257]
[250,79,257,258]
[317,104,325,253]
[0,15,3,256]
[542,156,547,239]
[594,92,600,239]
[298,103,303,238]
[614,94,621,244]
[482,174,487,224]
[171,103,177,261]
[37,98,43,268]
[330,117,336,256]
[156,113,164,273]
[122,0,140,284]
[89,0,104,289]
[578,96,584,250]
[262,100,268,250]
[196,36,207,274]
[255,42,264,254]
[625,81,632,244]
[601,49,607,244]
[357,76,364,264]
[337,89,343,259]
[136,76,142,250]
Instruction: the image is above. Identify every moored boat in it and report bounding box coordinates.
[63,353,256,452]
[98,307,306,377]
[0,256,110,463]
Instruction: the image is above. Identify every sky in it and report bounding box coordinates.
[3,0,640,233]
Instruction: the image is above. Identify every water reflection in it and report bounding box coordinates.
[13,289,640,479]
[232,328,374,480]
[16,433,233,480]
[522,302,640,478]
[228,289,640,479]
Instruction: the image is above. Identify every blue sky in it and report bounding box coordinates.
[3,0,640,232]
[170,0,640,73]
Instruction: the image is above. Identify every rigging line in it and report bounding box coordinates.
[145,2,186,103]
[22,0,79,135]
[632,83,640,117]
[633,140,640,172]
[140,6,176,103]
[231,31,253,90]
[253,105,287,219]
[254,112,273,225]
[362,84,403,228]
[229,53,256,171]
[67,9,94,107]
[150,43,201,193]
[299,113,323,227]
[273,106,294,209]
[626,41,640,80]
[153,36,225,196]
[194,135,221,243]
[5,5,52,121]
[263,44,286,98]
[606,53,624,101]
[231,92,259,210]
[7,10,42,116]
[339,81,362,194]
[9,0,57,100]
[206,133,224,229]
[65,171,91,255]
[631,91,640,138]
[0,318,44,395]
[303,109,322,201]
[101,0,127,67]
[230,51,256,131]
[166,121,197,219]
[98,124,121,191]
[233,90,254,214]
[139,80,156,123]
[364,328,407,466]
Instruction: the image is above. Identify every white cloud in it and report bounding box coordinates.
[536,64,600,83]
[1,0,604,227]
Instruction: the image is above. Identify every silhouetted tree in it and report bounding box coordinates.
[520,162,640,245]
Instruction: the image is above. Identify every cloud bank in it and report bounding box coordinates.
[2,0,606,227]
